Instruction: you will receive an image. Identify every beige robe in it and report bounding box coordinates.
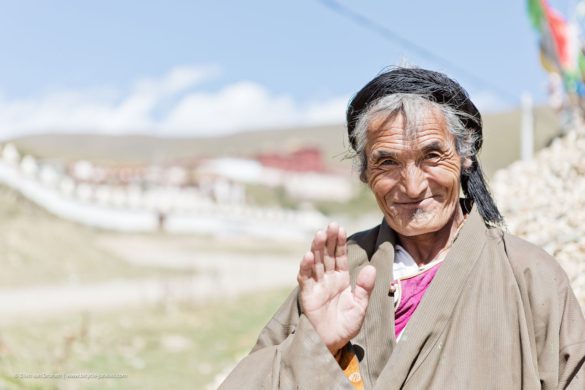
[219,208,585,389]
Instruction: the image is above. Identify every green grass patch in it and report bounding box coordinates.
[0,288,292,389]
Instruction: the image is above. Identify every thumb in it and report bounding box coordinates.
[353,265,376,306]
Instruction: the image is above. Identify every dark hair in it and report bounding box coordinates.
[347,67,504,226]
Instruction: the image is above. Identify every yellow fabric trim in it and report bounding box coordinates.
[337,346,364,390]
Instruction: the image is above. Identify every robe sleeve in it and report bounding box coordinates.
[218,288,356,390]
[558,285,585,389]
[503,234,585,390]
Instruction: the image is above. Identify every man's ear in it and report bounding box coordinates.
[462,157,473,170]
[360,170,368,184]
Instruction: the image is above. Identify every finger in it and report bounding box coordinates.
[311,230,326,280]
[335,226,349,271]
[323,226,336,273]
[323,223,338,272]
[298,251,314,284]
[325,222,339,258]
[354,265,376,308]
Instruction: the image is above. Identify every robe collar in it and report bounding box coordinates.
[348,205,489,389]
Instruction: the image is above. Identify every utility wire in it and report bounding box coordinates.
[318,0,520,104]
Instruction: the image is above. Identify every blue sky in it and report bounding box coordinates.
[0,0,573,138]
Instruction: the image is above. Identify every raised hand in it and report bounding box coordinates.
[297,223,376,355]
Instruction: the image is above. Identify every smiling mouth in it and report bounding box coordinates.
[394,196,435,207]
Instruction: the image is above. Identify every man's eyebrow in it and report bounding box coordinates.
[420,141,447,154]
[371,150,399,161]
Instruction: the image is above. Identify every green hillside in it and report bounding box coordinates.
[0,185,179,288]
[479,106,559,177]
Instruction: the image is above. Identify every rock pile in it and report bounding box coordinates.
[491,127,585,304]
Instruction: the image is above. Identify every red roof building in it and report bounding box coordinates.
[256,147,326,173]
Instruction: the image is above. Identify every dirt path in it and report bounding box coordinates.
[0,249,299,318]
[0,217,380,319]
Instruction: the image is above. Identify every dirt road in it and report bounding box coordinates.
[0,242,300,318]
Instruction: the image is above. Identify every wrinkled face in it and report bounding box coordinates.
[365,108,463,237]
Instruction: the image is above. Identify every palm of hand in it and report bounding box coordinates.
[301,266,368,353]
[297,224,376,355]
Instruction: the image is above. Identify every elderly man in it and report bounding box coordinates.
[220,67,585,389]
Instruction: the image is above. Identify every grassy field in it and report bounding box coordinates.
[0,183,300,389]
[0,185,190,288]
[0,180,302,390]
[0,288,291,390]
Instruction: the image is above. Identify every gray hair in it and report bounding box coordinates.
[351,93,480,182]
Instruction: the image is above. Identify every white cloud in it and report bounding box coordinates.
[164,82,348,135]
[0,66,347,140]
[133,65,218,97]
[165,81,298,135]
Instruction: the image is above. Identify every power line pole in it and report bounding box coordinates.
[521,92,534,161]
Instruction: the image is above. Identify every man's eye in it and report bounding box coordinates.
[380,159,398,166]
[424,153,442,161]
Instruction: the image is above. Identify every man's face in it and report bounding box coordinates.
[365,108,463,237]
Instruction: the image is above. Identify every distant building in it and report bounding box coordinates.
[256,146,326,173]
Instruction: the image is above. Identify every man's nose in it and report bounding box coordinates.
[401,163,427,199]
